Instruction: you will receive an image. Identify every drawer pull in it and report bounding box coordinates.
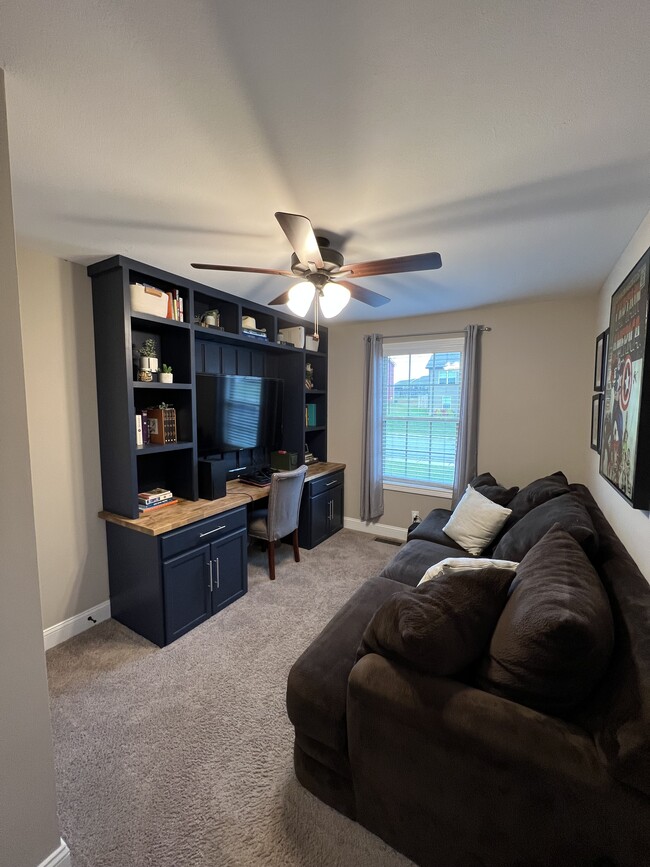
[325,480,337,487]
[200,525,227,538]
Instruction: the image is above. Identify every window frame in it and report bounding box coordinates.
[381,336,464,498]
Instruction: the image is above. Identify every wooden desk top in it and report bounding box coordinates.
[99,461,345,536]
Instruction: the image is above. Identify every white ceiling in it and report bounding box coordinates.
[2,0,650,321]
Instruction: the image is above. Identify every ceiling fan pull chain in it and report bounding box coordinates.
[313,294,319,339]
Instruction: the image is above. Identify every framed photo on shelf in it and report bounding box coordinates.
[591,394,603,452]
[593,329,608,392]
[599,246,650,508]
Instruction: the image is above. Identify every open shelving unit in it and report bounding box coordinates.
[89,255,330,519]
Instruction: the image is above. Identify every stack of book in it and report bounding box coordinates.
[305,403,317,427]
[138,488,178,514]
[242,326,268,340]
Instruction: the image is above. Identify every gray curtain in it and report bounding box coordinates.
[360,333,384,522]
[452,325,481,506]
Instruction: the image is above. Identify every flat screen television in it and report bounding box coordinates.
[196,373,283,454]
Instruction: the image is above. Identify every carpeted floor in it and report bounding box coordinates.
[46,529,416,867]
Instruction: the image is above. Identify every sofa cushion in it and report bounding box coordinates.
[493,493,598,563]
[503,471,571,527]
[443,485,512,555]
[286,575,403,752]
[358,565,515,676]
[407,508,460,546]
[381,539,465,587]
[470,472,519,506]
[477,524,614,715]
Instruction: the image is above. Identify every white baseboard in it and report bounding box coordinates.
[344,516,407,542]
[43,601,111,651]
[38,838,71,867]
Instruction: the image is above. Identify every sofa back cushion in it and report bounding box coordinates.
[503,471,571,527]
[493,493,598,563]
[477,524,614,716]
[571,485,650,798]
[358,565,515,676]
[469,472,519,506]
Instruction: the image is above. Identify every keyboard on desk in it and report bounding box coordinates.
[239,468,273,487]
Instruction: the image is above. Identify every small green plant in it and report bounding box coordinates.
[161,363,172,373]
[139,337,157,357]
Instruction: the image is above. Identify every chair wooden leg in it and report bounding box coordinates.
[292,528,300,563]
[268,541,276,580]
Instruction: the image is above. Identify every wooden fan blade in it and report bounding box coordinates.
[268,290,291,306]
[339,280,391,308]
[342,252,442,278]
[275,212,324,269]
[191,263,294,277]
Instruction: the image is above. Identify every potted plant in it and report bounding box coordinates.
[138,337,159,373]
[160,363,173,384]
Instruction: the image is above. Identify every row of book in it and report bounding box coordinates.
[165,288,184,321]
[135,406,178,446]
[138,487,178,514]
[305,403,317,427]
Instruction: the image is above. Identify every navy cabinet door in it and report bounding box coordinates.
[210,529,247,614]
[162,545,211,643]
[310,490,331,547]
[329,484,344,535]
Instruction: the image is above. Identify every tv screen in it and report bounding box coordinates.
[196,373,283,454]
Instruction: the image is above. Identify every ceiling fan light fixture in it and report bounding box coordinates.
[318,283,351,318]
[286,281,315,317]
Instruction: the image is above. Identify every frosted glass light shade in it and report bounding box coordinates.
[287,281,315,317]
[319,283,351,318]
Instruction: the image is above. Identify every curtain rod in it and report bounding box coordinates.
[381,326,491,339]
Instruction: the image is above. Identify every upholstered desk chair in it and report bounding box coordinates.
[248,465,308,580]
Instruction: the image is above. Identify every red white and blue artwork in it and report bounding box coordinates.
[599,248,650,508]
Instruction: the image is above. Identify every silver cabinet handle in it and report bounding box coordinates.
[214,558,220,590]
[200,525,226,538]
[325,480,337,487]
[208,559,213,592]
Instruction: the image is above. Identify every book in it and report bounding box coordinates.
[148,406,177,444]
[138,491,174,505]
[141,409,149,444]
[135,414,143,446]
[138,498,178,514]
[138,487,172,502]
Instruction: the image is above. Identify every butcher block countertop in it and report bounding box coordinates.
[99,461,345,536]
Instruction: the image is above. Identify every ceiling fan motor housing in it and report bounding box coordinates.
[290,242,344,276]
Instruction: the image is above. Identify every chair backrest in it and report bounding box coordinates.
[267,465,308,541]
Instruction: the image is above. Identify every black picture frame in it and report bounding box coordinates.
[591,394,603,452]
[593,328,608,392]
[599,246,650,508]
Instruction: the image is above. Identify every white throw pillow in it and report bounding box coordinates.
[418,556,519,587]
[442,485,512,555]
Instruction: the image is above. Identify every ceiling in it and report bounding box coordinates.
[2,0,650,322]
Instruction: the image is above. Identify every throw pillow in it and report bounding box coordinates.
[443,485,512,555]
[477,524,614,715]
[493,493,599,563]
[504,471,571,526]
[419,556,519,586]
[358,565,516,676]
[469,472,519,507]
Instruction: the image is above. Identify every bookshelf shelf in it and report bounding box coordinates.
[136,442,194,455]
[133,382,193,389]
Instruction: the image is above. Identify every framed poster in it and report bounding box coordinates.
[593,329,608,391]
[599,247,650,508]
[591,394,603,452]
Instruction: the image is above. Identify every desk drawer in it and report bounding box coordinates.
[309,471,344,498]
[161,506,247,560]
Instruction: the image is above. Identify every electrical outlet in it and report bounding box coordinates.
[411,510,421,523]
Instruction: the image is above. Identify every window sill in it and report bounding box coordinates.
[383,482,453,500]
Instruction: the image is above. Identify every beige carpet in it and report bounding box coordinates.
[46,529,416,867]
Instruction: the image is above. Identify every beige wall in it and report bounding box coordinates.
[18,248,108,629]
[586,209,650,580]
[0,70,62,867]
[329,294,597,530]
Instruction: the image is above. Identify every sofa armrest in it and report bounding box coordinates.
[346,654,647,867]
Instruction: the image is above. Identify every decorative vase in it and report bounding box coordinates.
[160,372,173,384]
[139,356,159,373]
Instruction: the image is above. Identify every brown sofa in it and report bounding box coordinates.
[286,482,650,866]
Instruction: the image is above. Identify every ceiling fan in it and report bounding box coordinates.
[191,212,442,321]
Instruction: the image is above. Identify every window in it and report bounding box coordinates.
[382,337,463,495]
